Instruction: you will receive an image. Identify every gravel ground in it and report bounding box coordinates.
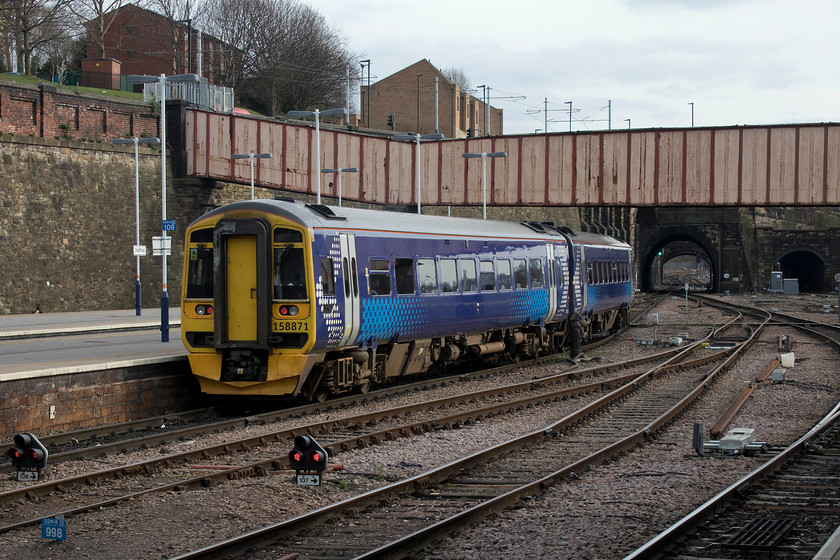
[0,296,837,560]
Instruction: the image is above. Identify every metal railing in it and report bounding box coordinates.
[143,77,233,113]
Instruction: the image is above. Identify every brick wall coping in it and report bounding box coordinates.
[0,354,186,383]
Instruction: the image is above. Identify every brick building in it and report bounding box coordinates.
[360,59,502,138]
[83,4,231,88]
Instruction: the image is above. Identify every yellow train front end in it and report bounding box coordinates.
[181,205,323,397]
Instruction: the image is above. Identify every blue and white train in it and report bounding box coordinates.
[181,199,633,400]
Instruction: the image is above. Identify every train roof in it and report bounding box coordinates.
[195,198,630,248]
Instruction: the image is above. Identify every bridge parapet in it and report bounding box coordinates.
[185,109,840,207]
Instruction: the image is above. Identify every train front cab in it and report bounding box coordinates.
[181,216,323,397]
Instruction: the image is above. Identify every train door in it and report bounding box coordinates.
[545,244,558,321]
[573,244,587,314]
[339,233,360,346]
[214,219,270,347]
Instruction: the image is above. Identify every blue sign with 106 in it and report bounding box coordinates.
[42,517,66,540]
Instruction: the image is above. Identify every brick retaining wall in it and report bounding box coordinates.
[0,359,201,441]
[0,81,158,141]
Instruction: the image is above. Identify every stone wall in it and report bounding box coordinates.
[0,135,177,314]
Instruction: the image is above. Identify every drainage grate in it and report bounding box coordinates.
[720,518,796,551]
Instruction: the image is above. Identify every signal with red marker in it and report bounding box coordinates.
[288,435,327,485]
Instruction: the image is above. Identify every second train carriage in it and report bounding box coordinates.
[181,199,632,400]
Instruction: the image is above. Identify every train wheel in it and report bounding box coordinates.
[358,379,371,394]
[312,389,329,403]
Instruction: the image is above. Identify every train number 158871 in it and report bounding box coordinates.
[273,320,308,332]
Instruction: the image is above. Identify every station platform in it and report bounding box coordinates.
[0,308,181,339]
[0,308,187,381]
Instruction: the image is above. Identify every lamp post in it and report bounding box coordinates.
[462,151,507,219]
[321,167,358,206]
[288,108,347,204]
[625,118,631,129]
[689,102,695,127]
[231,151,272,199]
[127,73,200,342]
[565,101,573,132]
[393,133,444,214]
[113,136,161,316]
[359,59,370,128]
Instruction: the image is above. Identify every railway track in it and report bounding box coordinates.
[0,296,769,559]
[166,313,760,559]
[0,342,716,533]
[620,297,840,560]
[625,405,840,560]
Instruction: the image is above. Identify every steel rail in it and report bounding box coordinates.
[0,342,694,508]
[0,323,637,466]
[624,405,840,560]
[167,314,748,560]
[0,362,683,536]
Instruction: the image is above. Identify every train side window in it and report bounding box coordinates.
[480,260,495,291]
[497,260,512,290]
[351,257,359,297]
[460,259,477,293]
[513,259,527,289]
[612,262,618,283]
[440,259,458,293]
[369,258,391,296]
[529,259,544,288]
[273,228,302,243]
[587,262,593,285]
[320,258,335,296]
[186,246,213,298]
[273,246,306,299]
[395,258,416,295]
[417,258,437,294]
[343,258,350,293]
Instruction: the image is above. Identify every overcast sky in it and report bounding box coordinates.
[310,0,839,135]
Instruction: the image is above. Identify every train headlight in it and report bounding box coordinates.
[279,305,299,316]
[195,305,214,316]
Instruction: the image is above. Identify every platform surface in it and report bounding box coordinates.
[0,309,186,380]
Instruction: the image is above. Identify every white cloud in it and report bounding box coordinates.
[310,0,840,133]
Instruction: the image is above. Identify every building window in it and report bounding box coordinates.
[127,26,137,35]
[127,50,137,61]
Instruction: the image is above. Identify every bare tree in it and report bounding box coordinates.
[203,0,353,114]
[442,66,471,91]
[0,0,73,74]
[148,0,205,74]
[33,6,79,79]
[67,0,128,60]
[200,0,265,87]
